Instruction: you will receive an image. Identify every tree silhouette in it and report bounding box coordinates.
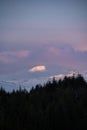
[0,74,87,130]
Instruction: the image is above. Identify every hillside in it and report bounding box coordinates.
[0,74,87,130]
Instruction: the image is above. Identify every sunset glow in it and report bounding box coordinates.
[0,0,87,90]
[29,65,46,72]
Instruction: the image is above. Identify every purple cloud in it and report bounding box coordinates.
[0,50,30,63]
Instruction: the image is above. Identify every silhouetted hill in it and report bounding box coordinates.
[0,74,87,130]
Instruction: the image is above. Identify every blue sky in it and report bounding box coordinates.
[0,0,87,82]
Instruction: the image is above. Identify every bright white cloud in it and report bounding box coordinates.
[29,65,46,72]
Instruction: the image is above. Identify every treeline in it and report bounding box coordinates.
[0,74,87,130]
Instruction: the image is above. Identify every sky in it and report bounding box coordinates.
[0,0,87,83]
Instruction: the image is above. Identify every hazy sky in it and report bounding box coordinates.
[0,0,87,79]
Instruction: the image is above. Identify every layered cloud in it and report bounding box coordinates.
[10,50,29,58]
[28,65,46,72]
[0,50,30,63]
[0,44,87,75]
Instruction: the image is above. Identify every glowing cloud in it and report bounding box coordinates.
[29,65,46,72]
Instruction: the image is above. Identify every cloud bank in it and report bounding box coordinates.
[0,50,30,63]
[29,65,46,72]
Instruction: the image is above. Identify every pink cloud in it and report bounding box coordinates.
[28,65,46,72]
[48,47,60,56]
[0,50,30,63]
[0,55,13,63]
[10,50,30,58]
[31,30,87,52]
[45,46,72,62]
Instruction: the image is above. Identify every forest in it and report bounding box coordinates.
[0,74,87,130]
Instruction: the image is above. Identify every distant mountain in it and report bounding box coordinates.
[0,77,48,92]
[0,71,87,92]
